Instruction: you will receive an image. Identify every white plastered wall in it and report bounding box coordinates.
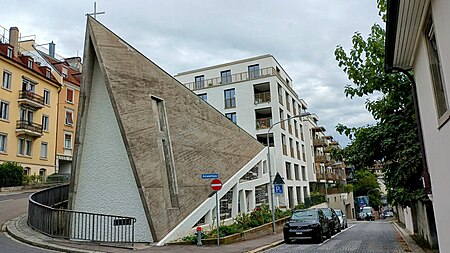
[72,57,152,242]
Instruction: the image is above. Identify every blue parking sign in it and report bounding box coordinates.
[274,184,283,195]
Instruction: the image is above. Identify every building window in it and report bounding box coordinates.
[296,141,300,159]
[27,59,33,69]
[248,64,260,79]
[302,144,306,161]
[279,109,285,129]
[42,115,49,131]
[225,112,237,123]
[296,186,303,204]
[198,93,207,101]
[0,101,9,120]
[43,89,50,105]
[224,88,236,108]
[0,133,7,153]
[425,12,449,119]
[301,166,306,181]
[294,164,300,180]
[65,109,74,125]
[300,124,304,141]
[62,66,68,78]
[281,134,287,155]
[2,71,11,90]
[286,92,290,112]
[64,133,72,149]
[22,78,35,92]
[221,70,231,84]
[18,138,32,156]
[20,107,34,122]
[194,75,204,89]
[293,99,297,115]
[6,47,12,58]
[40,142,48,159]
[287,115,292,133]
[66,88,74,103]
[285,162,292,180]
[45,68,51,78]
[289,138,294,157]
[278,84,283,104]
[294,120,298,137]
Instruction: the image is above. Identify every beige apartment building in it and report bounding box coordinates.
[0,27,61,177]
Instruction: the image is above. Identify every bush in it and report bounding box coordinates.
[0,162,24,187]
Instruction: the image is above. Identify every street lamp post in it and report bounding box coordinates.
[266,112,311,234]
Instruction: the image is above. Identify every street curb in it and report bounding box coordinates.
[392,221,425,253]
[245,239,284,253]
[4,215,104,253]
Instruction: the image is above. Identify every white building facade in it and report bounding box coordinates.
[386,0,446,249]
[176,54,313,209]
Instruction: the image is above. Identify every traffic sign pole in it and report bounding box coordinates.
[216,191,220,246]
[210,179,222,246]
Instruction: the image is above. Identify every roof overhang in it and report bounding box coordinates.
[385,0,430,73]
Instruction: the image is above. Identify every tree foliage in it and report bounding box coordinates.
[333,0,426,207]
[0,161,24,187]
[353,170,381,208]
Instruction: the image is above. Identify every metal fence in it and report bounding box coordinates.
[28,184,136,243]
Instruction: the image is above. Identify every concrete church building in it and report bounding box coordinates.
[69,17,269,244]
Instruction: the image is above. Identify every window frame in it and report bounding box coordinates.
[0,133,7,153]
[40,142,48,159]
[65,109,74,125]
[224,88,236,109]
[248,64,260,79]
[220,70,232,84]
[0,100,9,120]
[64,132,73,150]
[197,93,207,101]
[43,89,50,105]
[42,114,49,131]
[225,112,237,124]
[66,88,74,103]
[2,70,12,90]
[194,75,205,89]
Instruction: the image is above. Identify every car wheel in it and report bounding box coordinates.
[337,225,341,233]
[345,222,348,228]
[284,235,292,244]
[315,231,324,243]
[326,228,331,239]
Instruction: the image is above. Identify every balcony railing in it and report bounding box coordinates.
[18,91,44,108]
[16,120,43,137]
[256,117,272,129]
[184,67,295,95]
[254,91,271,104]
[313,138,327,147]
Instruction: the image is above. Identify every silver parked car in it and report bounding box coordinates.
[334,209,348,229]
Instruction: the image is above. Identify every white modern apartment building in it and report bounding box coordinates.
[176,54,313,209]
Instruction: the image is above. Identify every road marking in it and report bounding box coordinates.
[318,224,355,246]
[0,199,13,203]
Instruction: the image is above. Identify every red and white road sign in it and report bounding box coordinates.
[211,179,222,191]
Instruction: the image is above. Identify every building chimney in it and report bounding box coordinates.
[49,41,55,58]
[9,27,19,57]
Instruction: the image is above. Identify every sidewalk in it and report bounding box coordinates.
[4,214,284,253]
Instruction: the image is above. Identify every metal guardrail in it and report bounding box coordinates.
[28,184,136,243]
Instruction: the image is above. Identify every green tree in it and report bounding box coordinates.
[333,0,426,207]
[353,170,381,208]
[0,161,24,187]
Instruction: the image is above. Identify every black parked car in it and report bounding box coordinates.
[320,208,341,234]
[283,208,331,243]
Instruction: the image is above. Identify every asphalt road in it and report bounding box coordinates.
[0,192,56,253]
[263,219,404,253]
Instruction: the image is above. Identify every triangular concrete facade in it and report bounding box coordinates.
[69,17,264,242]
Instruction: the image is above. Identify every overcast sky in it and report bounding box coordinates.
[1,0,383,145]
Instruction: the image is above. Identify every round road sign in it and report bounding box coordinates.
[211,179,222,191]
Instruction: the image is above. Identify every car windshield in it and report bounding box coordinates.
[321,208,332,217]
[362,208,372,213]
[335,210,343,216]
[291,210,318,222]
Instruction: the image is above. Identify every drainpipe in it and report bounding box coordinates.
[391,67,432,195]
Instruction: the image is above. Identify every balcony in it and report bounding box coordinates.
[256,117,272,130]
[315,155,328,163]
[18,91,45,108]
[254,91,271,104]
[184,67,293,93]
[16,120,43,137]
[313,138,327,147]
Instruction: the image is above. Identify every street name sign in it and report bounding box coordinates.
[201,173,219,179]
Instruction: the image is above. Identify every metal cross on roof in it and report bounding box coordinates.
[86,2,105,19]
